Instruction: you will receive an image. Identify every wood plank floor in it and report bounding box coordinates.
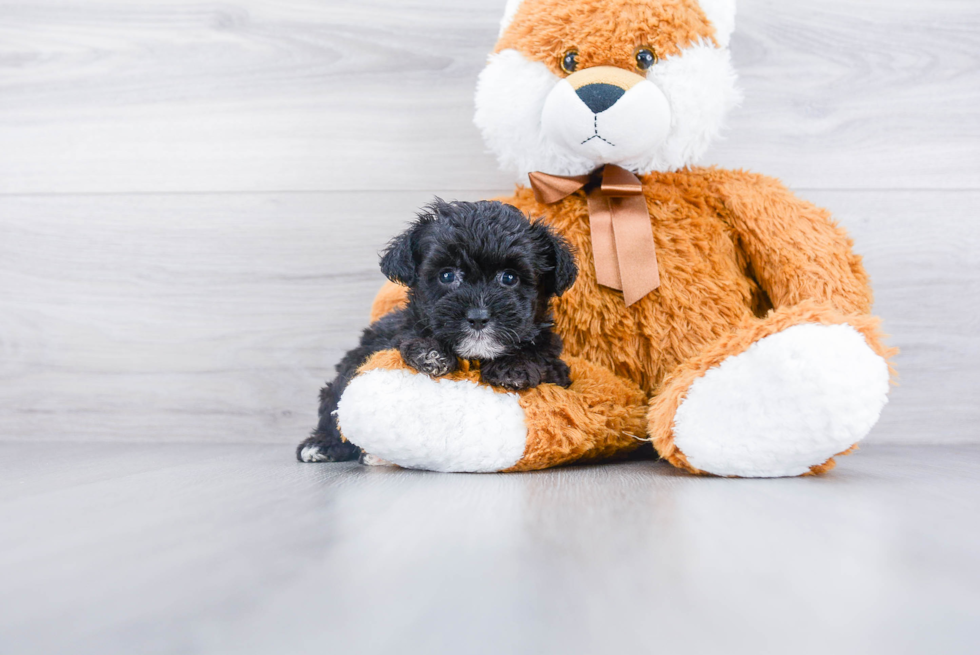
[0,443,978,655]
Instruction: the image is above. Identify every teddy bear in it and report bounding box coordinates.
[327,0,895,478]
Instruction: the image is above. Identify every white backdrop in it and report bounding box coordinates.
[0,0,977,444]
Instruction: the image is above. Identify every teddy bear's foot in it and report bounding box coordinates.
[338,367,528,473]
[358,452,398,467]
[665,323,891,478]
[336,351,647,473]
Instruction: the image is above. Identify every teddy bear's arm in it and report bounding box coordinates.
[714,171,873,315]
[369,280,409,323]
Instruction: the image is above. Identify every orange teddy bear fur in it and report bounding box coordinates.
[365,169,895,475]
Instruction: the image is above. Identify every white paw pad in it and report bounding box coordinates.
[336,369,528,473]
[673,324,890,478]
[299,445,330,463]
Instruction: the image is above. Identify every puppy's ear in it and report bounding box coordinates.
[379,215,432,286]
[530,219,578,297]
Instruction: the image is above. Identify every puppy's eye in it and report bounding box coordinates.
[438,269,457,285]
[498,271,519,287]
[634,46,657,71]
[560,49,579,75]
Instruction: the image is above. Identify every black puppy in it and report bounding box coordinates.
[297,199,578,463]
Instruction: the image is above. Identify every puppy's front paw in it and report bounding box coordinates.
[481,357,544,391]
[401,338,457,377]
[547,358,573,388]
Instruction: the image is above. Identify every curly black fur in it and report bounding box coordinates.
[297,198,578,463]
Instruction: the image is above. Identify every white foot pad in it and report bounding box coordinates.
[673,324,890,478]
[298,445,330,463]
[336,369,528,473]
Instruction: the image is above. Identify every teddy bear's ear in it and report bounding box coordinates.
[379,212,434,287]
[530,220,579,298]
[699,0,737,48]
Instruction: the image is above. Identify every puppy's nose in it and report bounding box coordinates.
[466,308,490,331]
[575,83,625,114]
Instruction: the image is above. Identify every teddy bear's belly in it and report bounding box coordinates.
[503,182,764,395]
[552,226,760,394]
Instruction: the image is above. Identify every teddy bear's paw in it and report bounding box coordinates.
[336,368,527,473]
[672,323,891,478]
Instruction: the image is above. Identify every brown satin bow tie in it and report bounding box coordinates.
[528,165,660,306]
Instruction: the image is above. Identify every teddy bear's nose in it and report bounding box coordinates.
[575,83,626,114]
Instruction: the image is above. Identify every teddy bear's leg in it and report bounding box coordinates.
[335,351,647,473]
[648,301,894,478]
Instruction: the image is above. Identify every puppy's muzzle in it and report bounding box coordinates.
[466,308,490,331]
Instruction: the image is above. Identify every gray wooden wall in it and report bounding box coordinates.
[1,0,977,446]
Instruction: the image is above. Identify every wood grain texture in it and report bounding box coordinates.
[0,191,436,443]
[0,0,977,193]
[0,190,976,445]
[1,443,978,655]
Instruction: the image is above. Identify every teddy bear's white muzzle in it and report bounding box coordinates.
[541,77,672,166]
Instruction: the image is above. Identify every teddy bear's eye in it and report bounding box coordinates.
[634,46,658,71]
[498,271,519,287]
[560,49,579,75]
